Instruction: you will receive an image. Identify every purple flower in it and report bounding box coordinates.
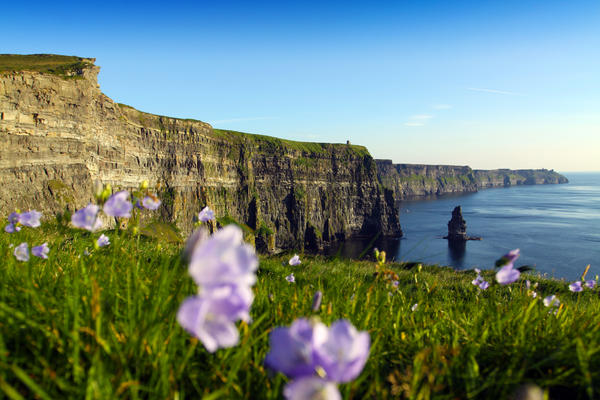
[8,212,19,224]
[503,249,520,264]
[312,291,323,312]
[4,223,21,233]
[187,225,258,289]
[142,195,161,210]
[198,206,215,222]
[72,204,102,231]
[496,264,520,285]
[103,191,133,218]
[286,273,295,283]
[313,319,370,383]
[182,228,210,262]
[584,280,596,289]
[177,293,241,353]
[97,234,110,248]
[283,377,341,400]
[14,242,29,262]
[18,210,42,228]
[289,254,301,266]
[178,225,257,353]
[543,295,560,308]
[472,275,489,290]
[474,268,481,274]
[265,318,328,378]
[569,281,583,292]
[392,280,399,288]
[32,243,49,259]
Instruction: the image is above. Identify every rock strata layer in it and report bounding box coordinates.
[0,56,402,250]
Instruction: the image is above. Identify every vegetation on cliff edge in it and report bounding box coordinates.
[0,54,94,78]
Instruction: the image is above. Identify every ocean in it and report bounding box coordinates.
[332,172,600,281]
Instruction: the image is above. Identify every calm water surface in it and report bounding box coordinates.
[333,173,600,281]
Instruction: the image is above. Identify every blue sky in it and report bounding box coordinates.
[2,0,599,170]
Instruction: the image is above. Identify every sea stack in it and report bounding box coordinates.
[446,206,468,242]
[444,206,481,241]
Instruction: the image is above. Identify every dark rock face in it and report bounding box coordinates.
[0,58,402,250]
[445,206,468,242]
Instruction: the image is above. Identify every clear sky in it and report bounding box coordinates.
[2,0,599,171]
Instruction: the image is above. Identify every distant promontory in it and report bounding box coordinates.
[375,160,568,202]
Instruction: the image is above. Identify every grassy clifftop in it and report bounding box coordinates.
[0,54,95,78]
[212,128,371,157]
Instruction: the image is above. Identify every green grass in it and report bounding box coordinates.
[1,224,599,399]
[212,129,371,157]
[0,54,94,78]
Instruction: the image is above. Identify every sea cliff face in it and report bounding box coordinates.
[0,56,401,250]
[376,160,568,201]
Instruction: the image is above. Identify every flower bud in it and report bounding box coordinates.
[101,184,112,201]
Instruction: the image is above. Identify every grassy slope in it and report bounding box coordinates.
[0,54,94,78]
[0,224,598,399]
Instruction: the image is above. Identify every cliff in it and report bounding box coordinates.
[0,54,402,250]
[376,160,568,201]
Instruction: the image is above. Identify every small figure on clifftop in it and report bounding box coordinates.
[444,206,481,242]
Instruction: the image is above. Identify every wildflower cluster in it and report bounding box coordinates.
[286,254,301,283]
[70,181,161,252]
[265,318,370,399]
[471,268,490,290]
[5,210,48,261]
[4,210,42,233]
[568,264,596,292]
[526,280,538,298]
[492,249,565,313]
[543,294,561,313]
[177,224,258,352]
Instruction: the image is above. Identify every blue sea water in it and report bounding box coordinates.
[335,173,600,281]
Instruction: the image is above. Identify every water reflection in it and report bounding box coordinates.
[325,234,469,268]
[447,240,466,267]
